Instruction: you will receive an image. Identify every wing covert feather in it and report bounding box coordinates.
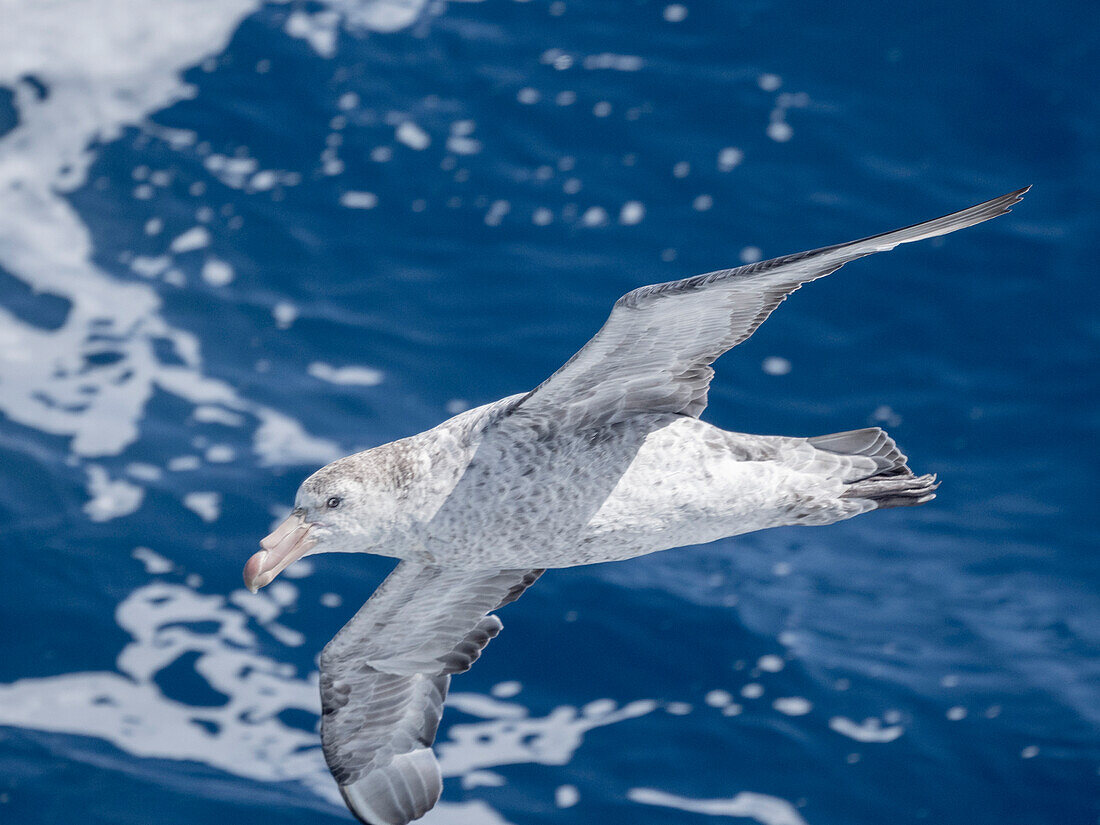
[320,563,542,825]
[506,188,1028,431]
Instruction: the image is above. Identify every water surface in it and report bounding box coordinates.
[0,2,1096,824]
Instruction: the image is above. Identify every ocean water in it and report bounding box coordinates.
[0,2,1096,824]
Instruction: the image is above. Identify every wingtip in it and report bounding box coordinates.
[981,183,1029,216]
[1001,184,1032,211]
[877,185,1033,247]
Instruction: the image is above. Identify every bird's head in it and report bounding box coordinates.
[243,445,413,592]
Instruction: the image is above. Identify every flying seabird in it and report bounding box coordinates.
[244,187,1028,824]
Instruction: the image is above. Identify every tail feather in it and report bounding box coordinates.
[809,426,939,509]
[808,427,910,479]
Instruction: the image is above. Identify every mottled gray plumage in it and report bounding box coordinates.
[509,187,1027,433]
[320,565,541,824]
[245,188,1028,825]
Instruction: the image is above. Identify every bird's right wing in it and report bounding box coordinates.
[319,561,542,825]
[502,188,1029,433]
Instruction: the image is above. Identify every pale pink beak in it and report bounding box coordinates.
[244,509,317,593]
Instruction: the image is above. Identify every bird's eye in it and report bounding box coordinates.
[326,496,342,509]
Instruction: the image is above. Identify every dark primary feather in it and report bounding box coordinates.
[507,188,1029,433]
[319,563,542,825]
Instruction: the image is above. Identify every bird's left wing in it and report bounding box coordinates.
[319,561,543,825]
[503,188,1028,433]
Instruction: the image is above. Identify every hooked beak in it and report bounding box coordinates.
[244,509,317,593]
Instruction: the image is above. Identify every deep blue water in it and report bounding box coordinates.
[0,2,1097,824]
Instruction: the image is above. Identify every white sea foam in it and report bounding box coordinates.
[662,4,689,23]
[619,201,645,225]
[693,194,714,211]
[446,134,482,155]
[446,120,481,155]
[772,697,812,716]
[253,409,341,466]
[132,546,174,574]
[462,771,507,789]
[167,458,202,476]
[131,255,172,278]
[0,583,325,790]
[127,462,163,481]
[767,121,793,142]
[485,200,511,226]
[203,151,299,191]
[762,356,791,376]
[490,680,523,699]
[581,206,609,227]
[205,444,236,463]
[420,800,515,825]
[447,693,529,721]
[201,258,235,286]
[718,146,744,171]
[828,715,905,743]
[327,0,432,35]
[170,226,212,254]
[307,361,385,386]
[340,190,380,209]
[0,575,659,819]
[758,74,782,92]
[83,466,145,522]
[0,0,341,478]
[272,301,300,329]
[705,689,733,708]
[555,784,580,808]
[629,787,808,825]
[582,53,644,71]
[741,682,764,699]
[285,9,341,57]
[438,697,658,777]
[183,491,222,522]
[757,654,785,672]
[396,120,431,150]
